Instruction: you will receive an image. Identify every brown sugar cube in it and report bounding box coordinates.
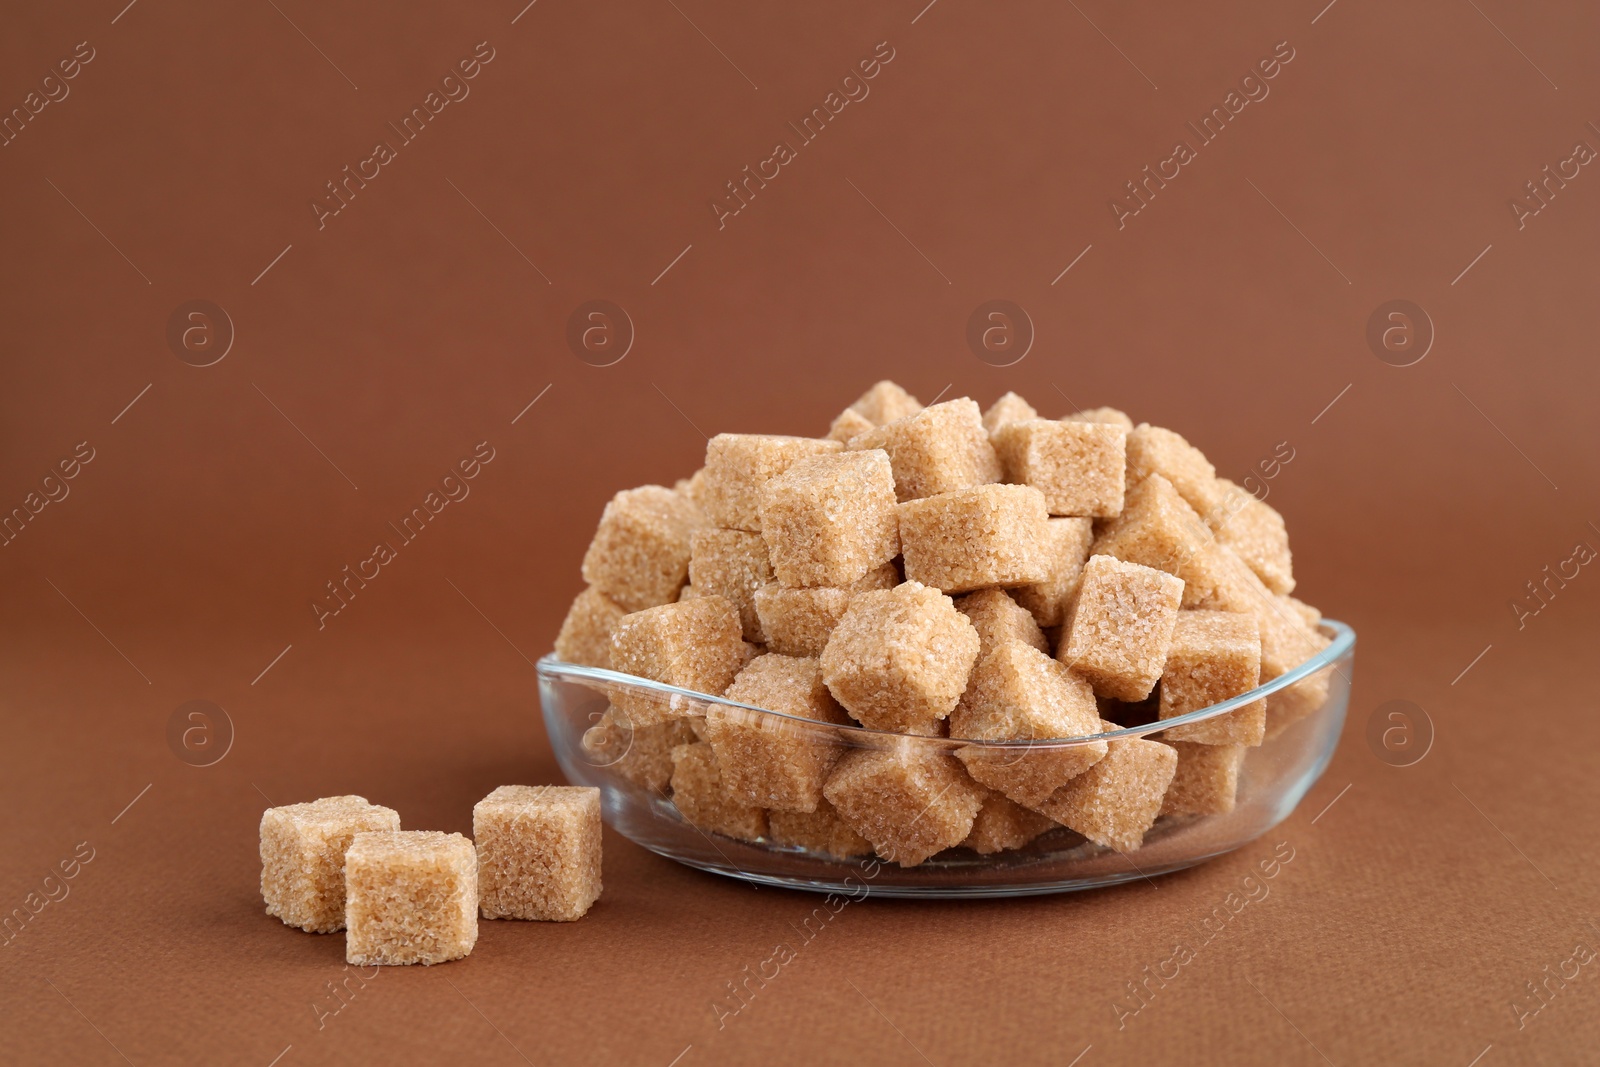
[1281,594,1321,630]
[820,581,981,734]
[982,391,1039,435]
[767,799,873,858]
[962,793,1057,854]
[1265,662,1334,739]
[1012,517,1095,628]
[669,742,768,842]
[1064,406,1135,430]
[752,563,898,656]
[689,528,774,642]
[1059,555,1184,701]
[704,655,850,812]
[474,786,601,922]
[848,380,923,426]
[1160,742,1246,816]
[949,641,1107,806]
[955,588,1049,661]
[609,596,744,726]
[581,486,700,612]
[344,831,477,966]
[1159,610,1266,747]
[1124,424,1227,519]
[848,398,1002,502]
[260,796,400,933]
[822,740,988,867]
[898,484,1053,593]
[677,584,699,601]
[992,418,1127,519]
[1262,617,1334,740]
[1034,736,1178,852]
[554,587,626,669]
[1092,474,1224,608]
[753,586,849,656]
[828,407,876,443]
[1201,546,1323,680]
[760,451,900,588]
[702,434,843,532]
[582,708,697,793]
[672,468,710,514]
[1207,479,1295,595]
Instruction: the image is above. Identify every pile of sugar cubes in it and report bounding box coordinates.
[259,785,601,964]
[557,382,1331,865]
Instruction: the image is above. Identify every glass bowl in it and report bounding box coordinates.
[538,620,1354,898]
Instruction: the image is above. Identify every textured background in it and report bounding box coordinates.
[2,1,1598,1064]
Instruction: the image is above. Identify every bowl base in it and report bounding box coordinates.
[646,851,1222,902]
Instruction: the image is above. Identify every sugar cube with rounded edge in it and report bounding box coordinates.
[820,581,980,734]
[344,831,478,966]
[897,483,1053,594]
[260,795,400,934]
[759,450,899,589]
[1059,555,1184,702]
[474,785,602,922]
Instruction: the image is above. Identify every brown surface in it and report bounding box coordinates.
[3,1,1598,1063]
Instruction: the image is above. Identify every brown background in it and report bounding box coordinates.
[2,0,1598,1063]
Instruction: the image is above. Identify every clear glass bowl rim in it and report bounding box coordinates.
[537,619,1354,751]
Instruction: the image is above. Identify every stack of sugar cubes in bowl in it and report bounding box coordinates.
[542,382,1350,894]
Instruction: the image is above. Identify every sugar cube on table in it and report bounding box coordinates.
[1063,406,1134,430]
[982,392,1038,435]
[1092,473,1223,608]
[554,587,626,669]
[767,799,873,858]
[344,831,478,966]
[474,785,602,922]
[753,564,898,656]
[582,708,697,793]
[581,486,701,612]
[1160,742,1246,816]
[820,581,980,734]
[1012,517,1095,628]
[702,434,843,532]
[955,588,1049,661]
[1206,478,1295,595]
[897,484,1053,594]
[1159,610,1266,746]
[260,795,401,933]
[1034,736,1178,852]
[847,398,1002,502]
[949,641,1107,807]
[703,654,850,812]
[1124,424,1226,519]
[822,740,988,867]
[689,528,775,643]
[609,596,745,726]
[759,451,899,589]
[847,380,923,426]
[669,742,768,842]
[991,418,1127,518]
[962,793,1057,854]
[1059,555,1185,701]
